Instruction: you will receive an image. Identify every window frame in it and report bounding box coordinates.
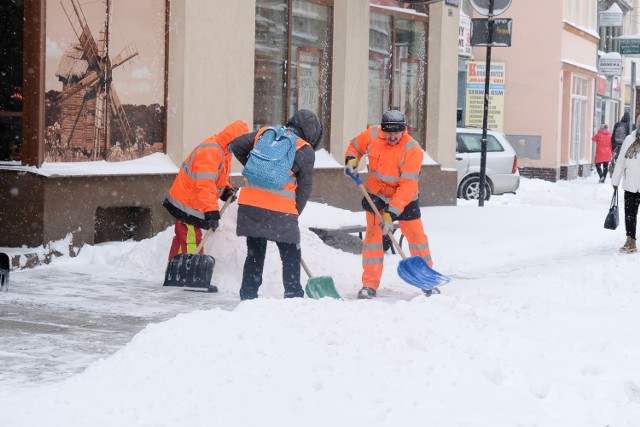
[570,74,589,163]
[368,4,429,147]
[254,0,334,150]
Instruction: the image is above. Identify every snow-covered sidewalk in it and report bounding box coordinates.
[2,175,640,426]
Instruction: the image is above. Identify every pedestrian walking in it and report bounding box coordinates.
[611,116,640,253]
[611,111,631,174]
[163,120,249,261]
[344,110,433,299]
[230,109,323,300]
[592,124,612,183]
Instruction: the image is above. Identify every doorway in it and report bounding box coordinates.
[0,0,24,162]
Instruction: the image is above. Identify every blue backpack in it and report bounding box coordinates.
[242,127,298,189]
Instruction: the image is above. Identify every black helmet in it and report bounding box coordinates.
[286,109,323,150]
[380,110,406,132]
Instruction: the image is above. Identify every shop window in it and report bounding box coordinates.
[368,9,427,146]
[254,0,332,151]
[368,14,392,129]
[0,0,24,162]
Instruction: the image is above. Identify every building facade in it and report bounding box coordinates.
[0,0,460,249]
[458,0,599,181]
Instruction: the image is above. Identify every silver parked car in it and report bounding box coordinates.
[456,128,520,200]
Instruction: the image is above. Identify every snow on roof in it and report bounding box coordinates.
[616,34,640,40]
[3,148,438,178]
[600,51,622,60]
[561,58,598,74]
[603,3,623,14]
[0,153,179,177]
[371,4,427,18]
[562,20,600,40]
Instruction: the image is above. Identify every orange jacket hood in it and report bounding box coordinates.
[216,120,250,151]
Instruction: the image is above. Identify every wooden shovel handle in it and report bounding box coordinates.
[300,258,314,278]
[194,189,236,253]
[353,179,408,259]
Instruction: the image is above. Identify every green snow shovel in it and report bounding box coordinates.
[301,258,341,300]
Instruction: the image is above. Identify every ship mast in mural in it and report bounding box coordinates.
[55,0,138,160]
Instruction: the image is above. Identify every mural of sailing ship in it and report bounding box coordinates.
[45,0,164,162]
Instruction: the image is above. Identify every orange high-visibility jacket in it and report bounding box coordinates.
[238,127,311,215]
[345,125,423,217]
[165,120,248,225]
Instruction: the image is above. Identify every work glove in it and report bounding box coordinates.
[220,186,238,203]
[344,156,359,176]
[204,211,220,231]
[380,211,397,236]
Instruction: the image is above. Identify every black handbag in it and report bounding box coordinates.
[604,188,619,230]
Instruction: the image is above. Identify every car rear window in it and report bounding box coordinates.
[457,134,505,153]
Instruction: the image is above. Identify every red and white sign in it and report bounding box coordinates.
[596,76,607,96]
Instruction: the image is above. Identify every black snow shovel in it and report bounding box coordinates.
[163,193,235,292]
[0,252,9,292]
[346,170,450,292]
[301,258,341,300]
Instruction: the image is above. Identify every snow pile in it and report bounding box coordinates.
[2,175,640,426]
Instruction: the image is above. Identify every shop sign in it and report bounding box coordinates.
[465,61,506,131]
[596,76,607,96]
[598,57,622,76]
[471,18,512,47]
[599,4,623,27]
[613,76,622,94]
[459,12,472,57]
[619,38,640,56]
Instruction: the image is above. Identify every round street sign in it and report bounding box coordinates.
[470,0,512,16]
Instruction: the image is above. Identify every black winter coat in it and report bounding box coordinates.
[612,113,631,150]
[230,131,316,244]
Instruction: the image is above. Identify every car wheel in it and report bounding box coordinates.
[459,176,491,201]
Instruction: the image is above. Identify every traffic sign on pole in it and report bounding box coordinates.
[471,18,512,47]
[470,0,512,16]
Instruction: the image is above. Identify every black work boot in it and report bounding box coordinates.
[423,287,441,297]
[357,287,377,299]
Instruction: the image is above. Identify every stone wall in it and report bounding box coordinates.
[1,164,456,250]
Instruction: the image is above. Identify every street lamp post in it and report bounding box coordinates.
[478,0,495,206]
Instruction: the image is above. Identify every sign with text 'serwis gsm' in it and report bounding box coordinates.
[465,61,506,131]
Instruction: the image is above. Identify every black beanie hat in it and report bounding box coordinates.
[380,110,406,132]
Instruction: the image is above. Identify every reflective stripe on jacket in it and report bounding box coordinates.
[238,127,311,215]
[165,120,248,222]
[345,125,423,217]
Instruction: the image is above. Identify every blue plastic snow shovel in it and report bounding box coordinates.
[346,170,450,291]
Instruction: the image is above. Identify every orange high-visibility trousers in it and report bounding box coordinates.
[168,220,203,261]
[361,212,432,290]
